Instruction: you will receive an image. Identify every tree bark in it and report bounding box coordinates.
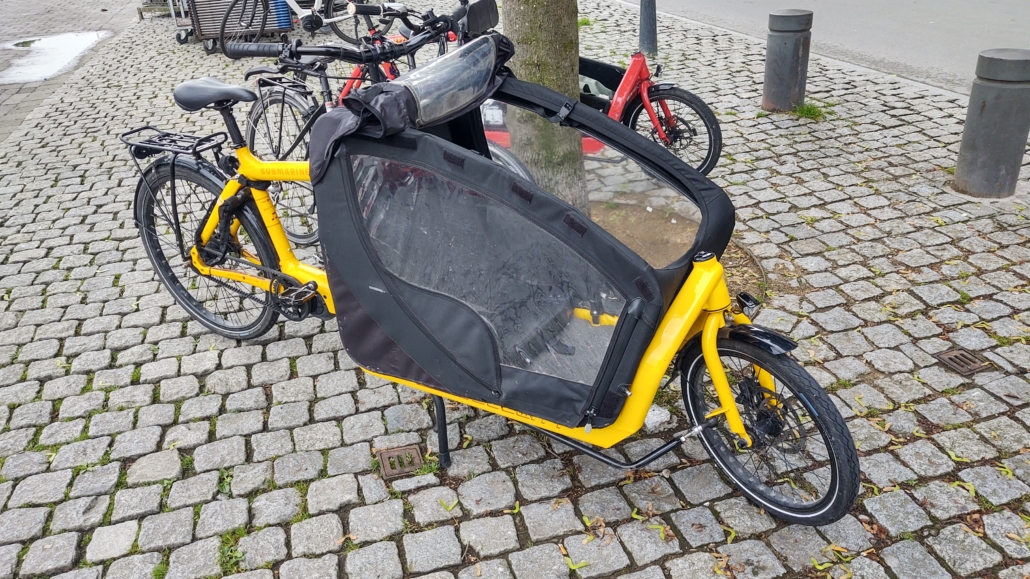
[502,0,589,216]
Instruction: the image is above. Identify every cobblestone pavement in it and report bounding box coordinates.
[1,1,1030,579]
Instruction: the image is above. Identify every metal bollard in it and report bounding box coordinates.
[954,49,1030,198]
[762,9,813,112]
[639,0,658,57]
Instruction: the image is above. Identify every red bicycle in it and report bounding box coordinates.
[485,53,722,176]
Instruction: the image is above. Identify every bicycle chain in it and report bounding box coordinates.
[188,253,310,321]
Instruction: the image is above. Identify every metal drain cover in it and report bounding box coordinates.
[934,348,990,376]
[377,445,423,479]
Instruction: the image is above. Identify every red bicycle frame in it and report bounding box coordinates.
[608,52,673,144]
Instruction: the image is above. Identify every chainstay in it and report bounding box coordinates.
[191,253,303,319]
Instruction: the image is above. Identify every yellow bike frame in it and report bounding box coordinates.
[195,146,759,449]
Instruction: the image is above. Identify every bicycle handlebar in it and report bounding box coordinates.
[225,27,439,64]
[223,42,283,58]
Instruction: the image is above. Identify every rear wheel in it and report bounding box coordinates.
[680,337,859,525]
[325,0,395,45]
[220,0,270,59]
[246,89,320,245]
[625,86,722,175]
[135,159,279,340]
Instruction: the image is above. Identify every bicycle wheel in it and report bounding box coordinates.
[487,142,536,184]
[625,86,722,175]
[135,157,280,340]
[245,88,320,245]
[220,0,270,59]
[324,0,395,45]
[679,337,859,525]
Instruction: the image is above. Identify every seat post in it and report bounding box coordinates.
[217,105,246,148]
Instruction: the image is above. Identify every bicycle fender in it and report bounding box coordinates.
[718,324,797,355]
[651,83,677,92]
[140,154,228,188]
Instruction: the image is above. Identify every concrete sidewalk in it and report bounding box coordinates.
[0,1,1027,578]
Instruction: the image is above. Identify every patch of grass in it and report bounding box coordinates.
[945,167,956,175]
[218,469,233,495]
[219,528,247,575]
[414,460,440,476]
[958,290,972,304]
[993,335,1013,347]
[755,111,770,118]
[792,102,827,121]
[577,17,592,27]
[152,559,169,579]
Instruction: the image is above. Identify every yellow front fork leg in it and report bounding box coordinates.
[701,312,753,447]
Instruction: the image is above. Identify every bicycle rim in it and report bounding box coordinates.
[221,0,270,58]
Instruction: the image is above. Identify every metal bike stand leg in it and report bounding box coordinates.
[532,418,716,470]
[433,396,452,469]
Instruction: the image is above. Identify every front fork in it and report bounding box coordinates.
[638,80,675,145]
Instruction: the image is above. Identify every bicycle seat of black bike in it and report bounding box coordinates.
[173,77,257,112]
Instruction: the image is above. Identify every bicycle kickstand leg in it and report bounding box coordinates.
[433,396,452,469]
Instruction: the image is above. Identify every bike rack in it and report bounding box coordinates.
[530,418,716,470]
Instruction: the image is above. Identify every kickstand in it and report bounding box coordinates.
[433,396,452,469]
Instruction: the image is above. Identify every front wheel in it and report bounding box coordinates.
[625,86,722,175]
[220,0,270,59]
[135,158,280,340]
[680,337,859,525]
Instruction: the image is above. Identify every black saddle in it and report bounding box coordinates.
[173,77,257,112]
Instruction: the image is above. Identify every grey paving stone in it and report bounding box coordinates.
[195,497,249,539]
[38,418,85,446]
[348,499,404,543]
[459,515,520,557]
[974,415,1030,452]
[313,394,355,421]
[252,429,294,462]
[19,532,79,576]
[70,461,121,497]
[215,410,264,439]
[863,490,931,536]
[767,525,829,572]
[308,474,359,515]
[167,471,218,509]
[138,508,194,552]
[178,395,222,422]
[9,400,51,429]
[273,377,315,404]
[274,450,324,485]
[0,544,18,579]
[51,495,109,533]
[110,426,162,459]
[291,513,344,557]
[390,474,438,493]
[670,507,724,547]
[491,434,546,469]
[514,459,572,501]
[238,527,288,570]
[817,514,874,553]
[915,397,971,426]
[225,388,267,413]
[508,543,567,579]
[159,375,199,403]
[104,553,164,579]
[327,442,371,475]
[669,463,731,504]
[665,552,721,579]
[894,439,953,477]
[345,541,403,579]
[342,411,385,444]
[137,403,175,428]
[926,523,1003,575]
[447,446,493,479]
[403,526,462,573]
[911,480,979,519]
[356,386,398,412]
[860,453,918,487]
[206,367,250,395]
[959,465,1030,505]
[51,436,111,470]
[983,510,1030,558]
[0,507,48,545]
[108,384,152,409]
[713,497,776,537]
[193,435,246,472]
[294,422,342,451]
[0,428,34,458]
[572,450,629,488]
[112,484,163,523]
[617,518,682,566]
[315,371,359,397]
[457,471,516,516]
[950,388,1007,419]
[623,477,681,514]
[7,468,72,507]
[717,540,786,579]
[162,422,210,450]
[578,487,632,522]
[86,520,138,562]
[621,438,681,471]
[54,567,102,579]
[277,554,339,579]
[563,530,630,578]
[457,560,513,579]
[465,414,509,442]
[0,451,47,480]
[89,408,135,436]
[251,488,302,527]
[231,461,272,497]
[127,449,182,486]
[166,537,221,579]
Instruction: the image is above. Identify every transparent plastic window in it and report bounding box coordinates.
[394,36,497,127]
[351,154,626,386]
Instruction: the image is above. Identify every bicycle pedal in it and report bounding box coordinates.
[278,281,318,304]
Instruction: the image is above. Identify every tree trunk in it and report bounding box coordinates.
[502,0,589,216]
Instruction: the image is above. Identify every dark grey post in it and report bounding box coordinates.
[954,49,1030,198]
[639,0,658,56]
[762,10,813,112]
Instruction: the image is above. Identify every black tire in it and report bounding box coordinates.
[135,157,280,340]
[203,38,218,55]
[220,0,270,59]
[487,142,536,184]
[680,338,859,525]
[245,89,320,245]
[175,30,190,45]
[625,86,722,175]
[324,0,395,45]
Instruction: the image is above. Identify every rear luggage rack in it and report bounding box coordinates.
[119,126,228,158]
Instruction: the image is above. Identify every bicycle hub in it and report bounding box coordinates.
[301,14,324,33]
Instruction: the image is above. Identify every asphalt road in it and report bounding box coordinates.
[625,0,1030,95]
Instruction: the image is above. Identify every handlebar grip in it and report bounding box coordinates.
[224,42,285,58]
[347,2,382,15]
